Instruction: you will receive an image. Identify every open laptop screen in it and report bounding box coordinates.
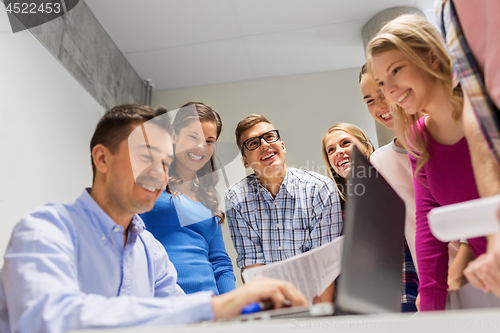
[336,145,405,314]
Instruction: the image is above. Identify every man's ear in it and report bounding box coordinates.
[172,132,178,144]
[242,155,250,168]
[428,49,441,69]
[281,141,286,153]
[92,144,110,175]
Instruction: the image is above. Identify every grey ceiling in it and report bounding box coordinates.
[84,0,436,91]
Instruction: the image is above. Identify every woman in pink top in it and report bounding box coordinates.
[367,14,487,311]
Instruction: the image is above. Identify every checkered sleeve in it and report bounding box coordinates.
[225,190,264,268]
[309,179,343,249]
[438,0,500,163]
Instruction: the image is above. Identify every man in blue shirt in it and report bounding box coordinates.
[0,105,307,333]
[225,114,343,302]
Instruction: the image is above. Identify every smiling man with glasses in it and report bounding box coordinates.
[225,114,343,302]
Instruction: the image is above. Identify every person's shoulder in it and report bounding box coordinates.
[289,168,335,189]
[22,201,75,227]
[156,191,173,202]
[140,228,168,252]
[12,201,78,245]
[143,191,174,214]
[289,168,331,182]
[370,142,398,165]
[411,116,426,135]
[371,142,393,159]
[226,174,256,196]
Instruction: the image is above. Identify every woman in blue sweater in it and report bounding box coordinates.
[140,102,236,295]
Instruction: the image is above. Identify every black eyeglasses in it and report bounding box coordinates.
[241,130,280,152]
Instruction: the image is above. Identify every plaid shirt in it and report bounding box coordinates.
[402,241,419,312]
[437,0,500,163]
[225,167,343,268]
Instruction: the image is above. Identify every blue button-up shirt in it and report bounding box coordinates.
[225,167,343,268]
[0,189,213,333]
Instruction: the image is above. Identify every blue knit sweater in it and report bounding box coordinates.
[140,192,236,295]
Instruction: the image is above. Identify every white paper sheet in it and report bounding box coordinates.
[242,236,344,302]
[428,195,500,242]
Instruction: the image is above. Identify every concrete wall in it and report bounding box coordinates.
[0,5,104,266]
[1,0,146,264]
[152,67,378,286]
[27,0,146,109]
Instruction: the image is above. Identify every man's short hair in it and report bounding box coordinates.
[90,104,172,181]
[235,114,272,150]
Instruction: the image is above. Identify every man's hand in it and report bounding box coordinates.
[211,276,308,320]
[464,228,500,296]
[462,95,500,297]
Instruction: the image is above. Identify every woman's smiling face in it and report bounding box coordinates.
[173,120,217,174]
[360,73,394,130]
[324,130,367,179]
[371,49,439,116]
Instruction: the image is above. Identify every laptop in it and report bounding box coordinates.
[222,145,406,321]
[336,145,405,314]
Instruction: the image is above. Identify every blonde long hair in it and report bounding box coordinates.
[366,14,462,179]
[322,123,374,199]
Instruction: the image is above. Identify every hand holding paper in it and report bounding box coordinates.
[242,236,344,303]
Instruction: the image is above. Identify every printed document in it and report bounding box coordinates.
[242,236,344,302]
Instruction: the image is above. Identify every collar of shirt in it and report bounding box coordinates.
[76,188,145,244]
